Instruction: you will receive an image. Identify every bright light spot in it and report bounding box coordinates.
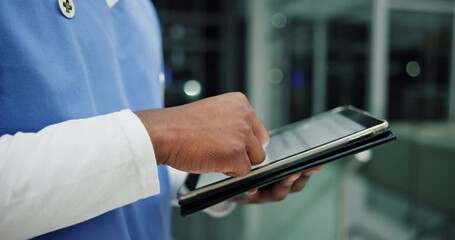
[158,72,165,84]
[406,61,421,77]
[268,68,284,84]
[354,150,372,163]
[184,80,202,97]
[271,13,287,29]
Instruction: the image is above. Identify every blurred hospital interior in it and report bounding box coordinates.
[152,0,455,239]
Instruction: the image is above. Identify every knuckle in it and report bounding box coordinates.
[242,107,256,120]
[233,92,253,110]
[232,91,248,101]
[235,121,251,136]
[227,141,245,156]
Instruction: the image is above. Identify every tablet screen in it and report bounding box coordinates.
[194,110,367,189]
[265,113,364,163]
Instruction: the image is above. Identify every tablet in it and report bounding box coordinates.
[177,106,396,216]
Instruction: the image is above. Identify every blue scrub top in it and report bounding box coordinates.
[0,1,171,239]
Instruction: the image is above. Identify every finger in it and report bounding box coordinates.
[271,173,301,201]
[234,193,255,204]
[251,114,270,147]
[247,188,258,195]
[224,151,252,177]
[233,188,259,203]
[235,93,268,146]
[290,174,310,192]
[246,132,266,165]
[282,173,302,188]
[235,188,269,204]
[290,167,322,192]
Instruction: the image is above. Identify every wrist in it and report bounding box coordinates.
[135,109,172,166]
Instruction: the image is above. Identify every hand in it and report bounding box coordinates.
[234,166,322,204]
[135,92,269,176]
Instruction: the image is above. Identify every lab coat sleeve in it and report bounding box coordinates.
[0,109,160,239]
[168,167,237,218]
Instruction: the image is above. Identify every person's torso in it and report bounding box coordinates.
[0,0,171,239]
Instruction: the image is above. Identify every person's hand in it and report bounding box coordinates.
[234,166,322,204]
[135,92,269,177]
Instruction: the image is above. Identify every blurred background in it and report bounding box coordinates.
[152,0,455,239]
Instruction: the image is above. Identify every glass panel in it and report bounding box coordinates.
[388,10,452,120]
[280,0,372,121]
[288,20,314,121]
[325,17,370,110]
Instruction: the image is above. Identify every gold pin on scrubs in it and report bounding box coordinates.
[58,0,75,19]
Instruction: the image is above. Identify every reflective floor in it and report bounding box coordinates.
[343,163,455,240]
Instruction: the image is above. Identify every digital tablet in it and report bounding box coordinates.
[177,106,396,216]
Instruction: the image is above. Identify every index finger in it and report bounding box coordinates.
[251,114,269,147]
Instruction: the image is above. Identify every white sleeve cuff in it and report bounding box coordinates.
[113,109,160,197]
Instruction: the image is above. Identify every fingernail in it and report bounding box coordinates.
[246,189,258,195]
[290,173,301,182]
[223,172,239,177]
